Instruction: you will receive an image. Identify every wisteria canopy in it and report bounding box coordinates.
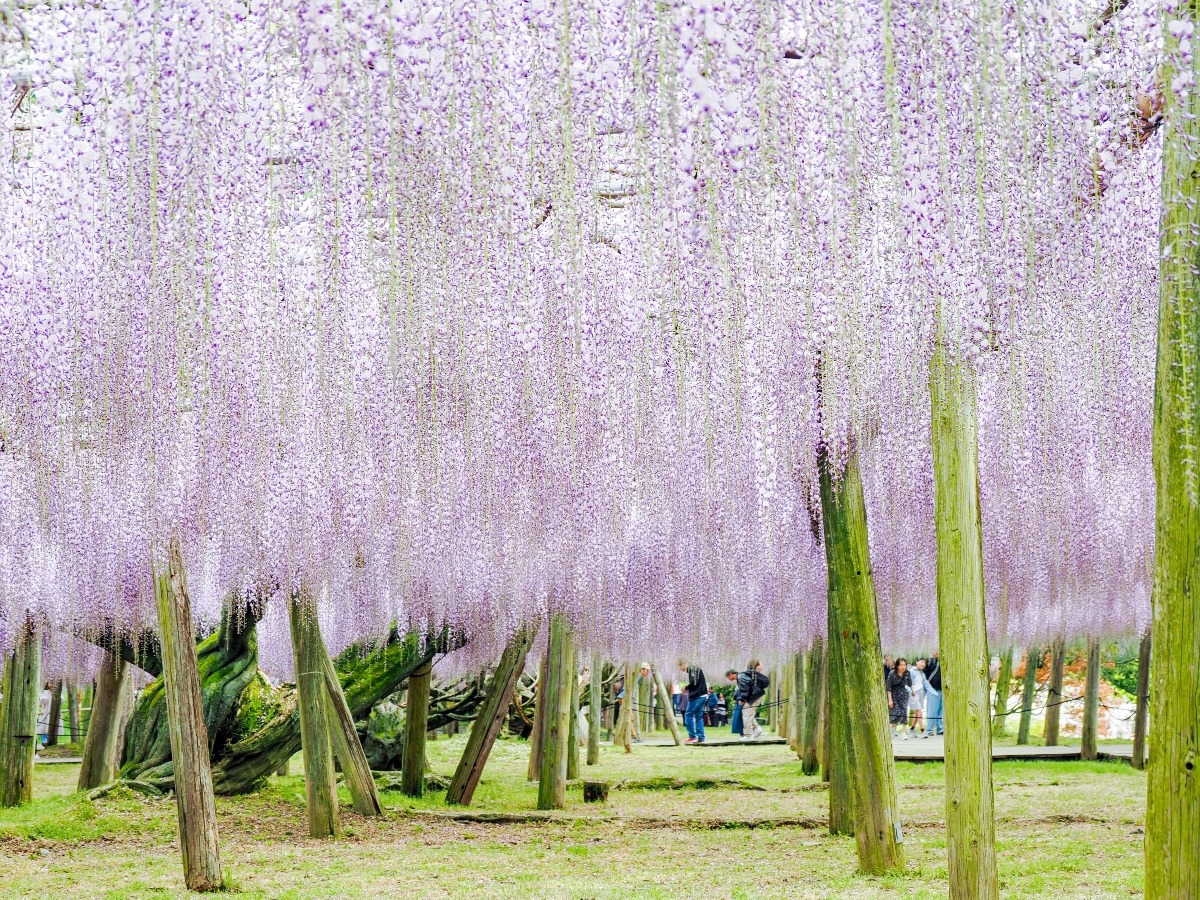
[0,0,1162,669]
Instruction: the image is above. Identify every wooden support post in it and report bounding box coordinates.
[826,614,855,837]
[447,624,537,806]
[1080,636,1101,761]
[790,650,806,753]
[566,656,580,781]
[46,680,62,747]
[537,613,573,810]
[801,638,825,774]
[67,681,81,744]
[526,639,550,781]
[819,443,903,869]
[991,647,1014,737]
[1044,638,1066,746]
[402,660,433,798]
[652,668,683,745]
[0,620,42,807]
[155,538,223,891]
[1131,629,1150,771]
[78,651,130,790]
[638,667,652,734]
[929,326,997,898]
[613,663,634,754]
[586,652,601,766]
[1016,647,1039,746]
[288,594,339,837]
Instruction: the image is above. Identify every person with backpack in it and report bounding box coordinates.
[924,651,943,735]
[735,659,768,741]
[677,660,709,744]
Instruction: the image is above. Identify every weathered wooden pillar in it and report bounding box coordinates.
[1131,629,1150,771]
[613,662,634,753]
[819,443,903,869]
[991,647,1014,737]
[155,538,223,891]
[1016,647,1039,746]
[66,681,81,744]
[651,667,683,746]
[586,652,601,766]
[929,326,997,898]
[826,607,855,837]
[448,624,537,806]
[801,637,825,774]
[638,667,652,734]
[77,651,130,790]
[566,657,580,781]
[537,613,574,810]
[402,659,433,798]
[526,639,550,781]
[1043,638,1066,747]
[1080,636,1101,761]
[288,594,339,837]
[46,680,63,747]
[790,650,806,753]
[0,620,43,807]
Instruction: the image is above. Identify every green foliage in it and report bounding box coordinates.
[1102,647,1140,698]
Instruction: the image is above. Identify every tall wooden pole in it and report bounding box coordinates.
[801,637,825,775]
[1016,647,1039,746]
[819,443,903,870]
[1080,636,1101,761]
[402,660,433,797]
[526,637,550,780]
[586,652,601,766]
[929,327,997,899]
[78,651,130,790]
[826,623,855,837]
[1043,639,1066,747]
[991,647,1013,737]
[46,680,63,747]
[1131,629,1151,771]
[651,668,683,746]
[0,620,42,807]
[66,681,81,744]
[448,624,537,805]
[288,594,339,837]
[537,613,573,810]
[566,653,580,781]
[155,538,223,891]
[790,650,806,753]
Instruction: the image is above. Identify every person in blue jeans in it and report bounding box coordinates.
[924,652,943,735]
[677,660,709,744]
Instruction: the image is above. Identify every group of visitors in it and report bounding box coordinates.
[884,652,942,738]
[672,659,771,744]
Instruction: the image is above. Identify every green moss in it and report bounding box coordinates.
[231,673,285,743]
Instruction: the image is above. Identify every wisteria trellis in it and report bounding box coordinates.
[0,0,1159,667]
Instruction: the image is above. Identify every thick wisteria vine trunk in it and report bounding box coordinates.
[1016,648,1039,746]
[78,652,130,790]
[801,638,825,775]
[1044,639,1066,747]
[447,624,537,806]
[929,334,998,899]
[587,653,601,766]
[401,660,432,798]
[1080,637,1101,762]
[1131,630,1150,771]
[154,539,223,892]
[289,594,340,838]
[991,648,1013,737]
[819,444,904,871]
[537,613,573,811]
[0,620,42,808]
[1150,23,1200,887]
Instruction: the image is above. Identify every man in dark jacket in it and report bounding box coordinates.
[734,659,768,740]
[677,660,708,744]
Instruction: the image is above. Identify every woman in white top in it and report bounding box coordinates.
[908,664,927,735]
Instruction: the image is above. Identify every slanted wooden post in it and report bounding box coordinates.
[0,620,42,807]
[819,442,903,869]
[586,652,601,766]
[46,680,63,747]
[155,538,223,891]
[402,659,433,797]
[448,624,537,805]
[78,651,130,790]
[66,682,81,744]
[929,323,997,898]
[651,667,683,746]
[991,647,1014,737]
[1080,636,1101,761]
[1016,647,1039,745]
[801,637,825,774]
[1131,629,1150,771]
[288,594,339,837]
[1043,638,1066,746]
[526,638,550,780]
[537,613,573,810]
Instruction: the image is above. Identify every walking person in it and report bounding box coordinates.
[678,660,709,744]
[924,651,943,735]
[732,660,768,741]
[887,658,913,739]
[909,658,928,736]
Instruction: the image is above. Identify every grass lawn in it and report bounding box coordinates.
[0,730,1145,899]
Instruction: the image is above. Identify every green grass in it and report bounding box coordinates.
[0,732,1146,898]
